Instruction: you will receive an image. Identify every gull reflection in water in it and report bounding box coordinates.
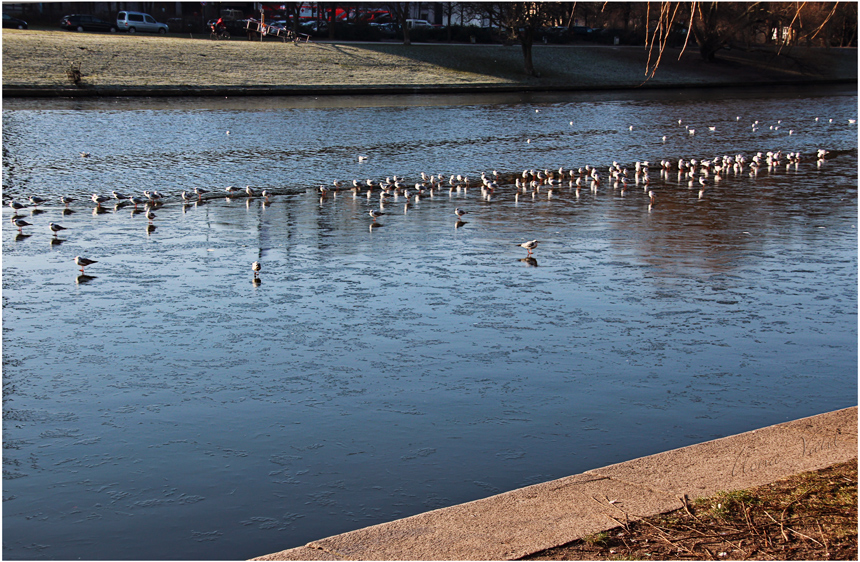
[519,257,538,267]
[76,274,96,284]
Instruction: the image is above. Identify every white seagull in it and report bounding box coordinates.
[517,240,539,255]
[49,222,67,237]
[13,218,31,232]
[75,256,97,272]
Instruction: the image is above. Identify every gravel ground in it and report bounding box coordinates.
[2,29,856,92]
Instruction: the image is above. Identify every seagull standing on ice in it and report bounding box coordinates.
[49,222,67,237]
[74,256,97,272]
[517,240,539,255]
[369,209,384,221]
[14,218,31,233]
[129,196,148,208]
[252,261,261,278]
[454,208,466,219]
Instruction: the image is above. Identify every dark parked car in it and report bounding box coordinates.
[3,13,28,29]
[60,14,117,32]
[211,18,252,36]
[300,20,328,35]
[570,26,594,40]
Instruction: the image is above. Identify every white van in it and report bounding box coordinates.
[405,19,433,29]
[116,11,168,33]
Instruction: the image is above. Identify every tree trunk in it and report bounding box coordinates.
[521,40,535,75]
[290,3,300,37]
[519,27,536,76]
[388,2,412,45]
[446,1,452,42]
[698,36,721,61]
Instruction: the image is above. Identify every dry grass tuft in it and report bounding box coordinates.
[525,459,858,560]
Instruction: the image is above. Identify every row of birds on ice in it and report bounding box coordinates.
[5,147,834,278]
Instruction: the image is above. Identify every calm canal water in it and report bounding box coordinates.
[3,86,857,560]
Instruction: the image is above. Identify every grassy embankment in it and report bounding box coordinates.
[3,29,855,92]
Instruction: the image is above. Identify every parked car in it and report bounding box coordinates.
[116,11,168,34]
[300,20,328,35]
[405,19,433,29]
[60,14,117,32]
[539,26,575,44]
[369,21,398,38]
[3,13,28,29]
[266,20,288,33]
[212,18,252,36]
[571,26,594,39]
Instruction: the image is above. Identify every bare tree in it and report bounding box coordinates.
[388,2,412,45]
[484,2,560,76]
[324,2,337,40]
[644,1,857,79]
[280,2,302,38]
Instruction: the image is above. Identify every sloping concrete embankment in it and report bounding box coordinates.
[253,407,857,561]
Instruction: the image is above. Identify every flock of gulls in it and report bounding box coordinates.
[4,113,849,281]
[7,171,552,279]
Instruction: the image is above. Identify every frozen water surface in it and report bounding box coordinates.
[2,86,857,560]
